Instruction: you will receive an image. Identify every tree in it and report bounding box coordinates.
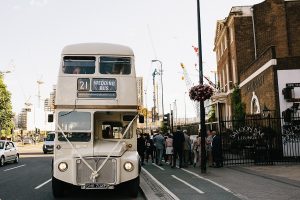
[0,75,13,139]
[232,85,245,123]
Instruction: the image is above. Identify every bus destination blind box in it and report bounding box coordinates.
[77,78,117,98]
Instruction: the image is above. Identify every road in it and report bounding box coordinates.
[0,155,145,200]
[1,152,300,200]
[142,163,240,200]
[141,161,300,200]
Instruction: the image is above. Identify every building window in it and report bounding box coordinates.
[221,41,224,54]
[222,69,225,92]
[224,35,227,50]
[226,63,230,92]
[251,92,260,114]
[232,58,237,84]
[230,26,234,43]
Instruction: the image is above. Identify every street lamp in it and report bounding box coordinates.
[196,0,207,173]
[151,60,164,119]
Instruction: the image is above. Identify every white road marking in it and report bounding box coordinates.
[142,168,180,200]
[152,163,165,171]
[34,178,52,190]
[3,164,26,172]
[181,168,249,200]
[172,175,205,194]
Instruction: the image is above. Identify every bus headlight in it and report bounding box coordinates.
[58,162,68,172]
[123,162,134,172]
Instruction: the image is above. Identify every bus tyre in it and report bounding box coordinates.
[52,176,65,198]
[14,154,19,163]
[127,176,139,198]
[43,151,47,154]
[0,156,4,167]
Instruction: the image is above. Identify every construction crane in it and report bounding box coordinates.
[24,96,32,112]
[37,76,44,108]
[180,63,200,117]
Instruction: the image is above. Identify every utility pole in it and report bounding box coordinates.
[37,79,44,108]
[197,0,207,173]
[184,92,187,125]
[152,60,164,118]
[152,69,159,122]
[144,89,148,132]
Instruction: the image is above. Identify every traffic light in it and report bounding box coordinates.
[163,113,170,126]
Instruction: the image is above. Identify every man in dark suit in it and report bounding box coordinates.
[137,133,146,165]
[212,131,223,167]
[172,126,185,168]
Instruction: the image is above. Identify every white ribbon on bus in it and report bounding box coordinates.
[57,114,138,183]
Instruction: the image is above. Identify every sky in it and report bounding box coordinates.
[0,0,263,122]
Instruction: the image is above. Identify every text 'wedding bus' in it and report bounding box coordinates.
[48,43,144,198]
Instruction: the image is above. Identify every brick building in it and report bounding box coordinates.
[212,0,300,120]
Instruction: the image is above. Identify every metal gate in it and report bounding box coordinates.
[217,115,300,166]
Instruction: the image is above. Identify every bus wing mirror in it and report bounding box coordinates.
[48,114,54,123]
[139,115,144,123]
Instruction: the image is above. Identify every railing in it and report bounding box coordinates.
[219,115,300,166]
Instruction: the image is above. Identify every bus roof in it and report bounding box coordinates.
[62,43,134,56]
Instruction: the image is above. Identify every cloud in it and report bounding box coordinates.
[30,0,48,7]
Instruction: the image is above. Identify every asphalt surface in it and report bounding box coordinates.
[141,161,300,200]
[1,145,300,200]
[0,156,145,200]
[142,163,240,200]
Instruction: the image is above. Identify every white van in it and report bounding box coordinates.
[43,132,55,154]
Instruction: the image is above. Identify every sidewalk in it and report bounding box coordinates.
[236,164,300,187]
[140,163,300,200]
[16,142,44,155]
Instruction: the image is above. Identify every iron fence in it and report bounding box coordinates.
[217,115,300,166]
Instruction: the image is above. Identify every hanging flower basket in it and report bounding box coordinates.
[189,84,214,102]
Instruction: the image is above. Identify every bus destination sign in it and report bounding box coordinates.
[92,78,117,91]
[77,78,117,98]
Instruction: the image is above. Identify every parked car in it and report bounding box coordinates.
[23,137,33,144]
[43,132,55,154]
[0,140,19,167]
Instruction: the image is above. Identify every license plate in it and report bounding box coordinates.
[83,183,114,189]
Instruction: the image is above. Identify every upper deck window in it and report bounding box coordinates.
[63,56,95,74]
[99,57,131,75]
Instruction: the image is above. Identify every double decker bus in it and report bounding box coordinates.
[50,43,142,197]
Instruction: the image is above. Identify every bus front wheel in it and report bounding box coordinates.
[52,176,65,198]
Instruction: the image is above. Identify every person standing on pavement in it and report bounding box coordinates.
[212,131,223,167]
[172,126,185,168]
[192,135,201,167]
[183,130,191,167]
[145,134,154,163]
[165,134,173,166]
[206,129,213,167]
[153,131,165,166]
[137,133,146,165]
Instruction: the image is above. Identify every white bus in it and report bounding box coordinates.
[50,43,143,198]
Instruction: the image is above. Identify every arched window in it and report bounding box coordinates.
[251,92,260,114]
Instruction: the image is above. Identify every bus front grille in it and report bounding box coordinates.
[76,157,117,185]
